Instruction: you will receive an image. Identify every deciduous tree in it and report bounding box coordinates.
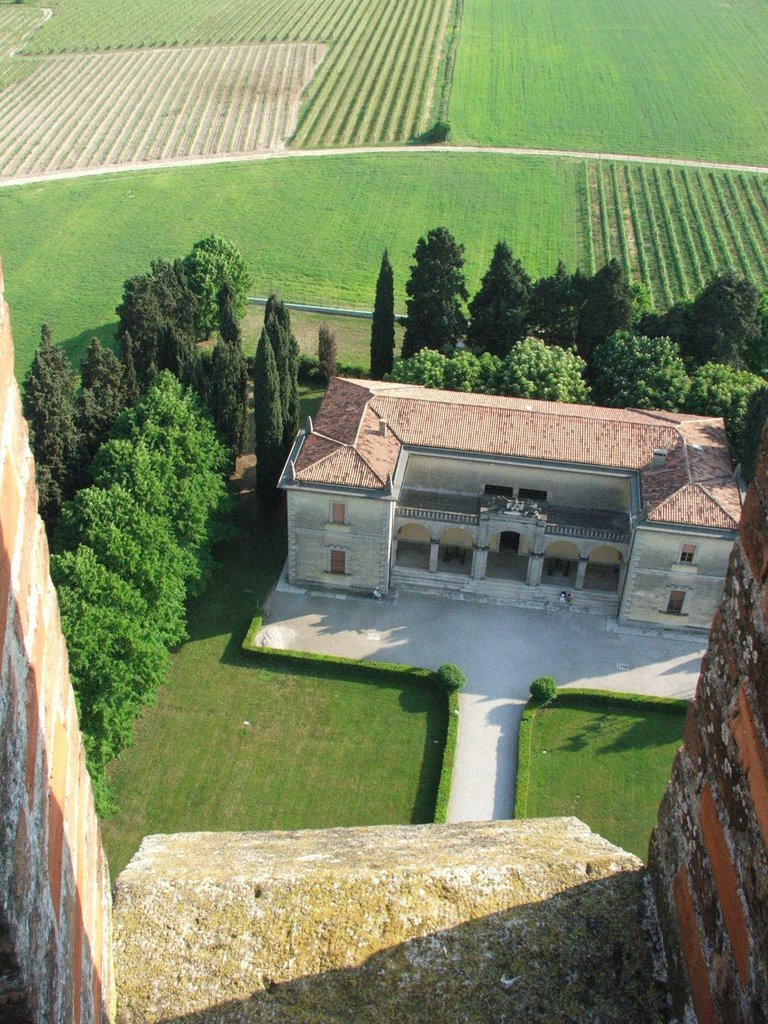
[686,362,766,459]
[497,338,590,403]
[590,332,689,410]
[183,235,252,339]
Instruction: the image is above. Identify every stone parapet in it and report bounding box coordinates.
[113,818,665,1024]
[648,421,768,1023]
[0,263,112,1023]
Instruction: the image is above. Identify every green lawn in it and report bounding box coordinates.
[243,307,405,372]
[100,483,445,879]
[515,695,686,861]
[449,0,768,165]
[0,152,585,375]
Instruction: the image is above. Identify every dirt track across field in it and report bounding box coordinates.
[3,142,768,189]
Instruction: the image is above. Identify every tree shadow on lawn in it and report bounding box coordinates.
[554,708,686,756]
[61,321,119,365]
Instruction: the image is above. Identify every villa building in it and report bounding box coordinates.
[279,378,742,631]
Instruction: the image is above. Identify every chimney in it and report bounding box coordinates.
[650,448,667,469]
[378,418,388,437]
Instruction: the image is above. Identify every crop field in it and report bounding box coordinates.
[585,161,768,308]
[449,0,768,165]
[15,0,454,148]
[0,43,325,179]
[0,152,586,373]
[0,4,46,87]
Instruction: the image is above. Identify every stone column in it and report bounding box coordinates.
[429,541,439,573]
[390,537,399,570]
[471,546,488,580]
[527,552,544,587]
[575,555,589,590]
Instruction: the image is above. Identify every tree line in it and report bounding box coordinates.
[370,227,768,474]
[21,235,257,810]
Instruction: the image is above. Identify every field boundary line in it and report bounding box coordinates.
[4,143,768,189]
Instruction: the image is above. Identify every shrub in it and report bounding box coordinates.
[530,675,557,703]
[437,663,466,693]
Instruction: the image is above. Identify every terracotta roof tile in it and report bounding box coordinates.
[285,379,741,530]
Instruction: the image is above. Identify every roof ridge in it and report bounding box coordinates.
[376,391,681,426]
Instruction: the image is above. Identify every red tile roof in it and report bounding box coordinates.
[288,379,741,531]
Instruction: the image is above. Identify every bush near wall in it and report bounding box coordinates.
[243,614,458,821]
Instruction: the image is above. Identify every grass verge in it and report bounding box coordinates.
[514,688,687,861]
[244,614,458,825]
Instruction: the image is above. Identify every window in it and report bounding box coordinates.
[679,544,696,564]
[518,487,547,502]
[331,501,346,525]
[485,484,514,498]
[666,590,686,615]
[330,549,346,575]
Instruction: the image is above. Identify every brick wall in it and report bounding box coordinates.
[649,423,768,1023]
[0,264,113,1023]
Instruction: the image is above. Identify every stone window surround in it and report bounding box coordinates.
[328,547,349,575]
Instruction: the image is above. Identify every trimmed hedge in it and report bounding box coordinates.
[244,612,459,821]
[433,689,459,823]
[514,688,688,817]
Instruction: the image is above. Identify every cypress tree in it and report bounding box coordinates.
[22,323,80,525]
[210,339,249,463]
[218,278,242,346]
[253,327,285,508]
[467,241,531,356]
[403,227,468,358]
[264,294,299,451]
[576,259,633,365]
[318,323,338,382]
[530,260,583,350]
[121,331,141,406]
[76,338,128,477]
[370,249,395,379]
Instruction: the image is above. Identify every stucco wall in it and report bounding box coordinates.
[619,525,735,629]
[286,488,393,592]
[402,452,631,511]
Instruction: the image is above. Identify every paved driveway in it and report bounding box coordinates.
[256,583,705,822]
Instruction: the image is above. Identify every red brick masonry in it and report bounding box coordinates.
[649,422,768,1023]
[0,263,112,1024]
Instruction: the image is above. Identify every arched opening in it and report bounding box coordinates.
[486,530,528,581]
[544,540,580,586]
[584,545,623,592]
[438,527,473,575]
[395,523,431,570]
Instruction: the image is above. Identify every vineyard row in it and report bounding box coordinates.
[586,161,768,308]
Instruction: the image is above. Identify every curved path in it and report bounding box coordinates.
[3,142,768,189]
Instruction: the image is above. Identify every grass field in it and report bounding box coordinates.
[585,162,768,307]
[0,43,325,178]
[16,0,454,148]
[100,472,445,878]
[243,307,404,371]
[449,0,768,165]
[0,152,585,374]
[516,695,685,860]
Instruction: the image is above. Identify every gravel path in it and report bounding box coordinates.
[3,141,768,188]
